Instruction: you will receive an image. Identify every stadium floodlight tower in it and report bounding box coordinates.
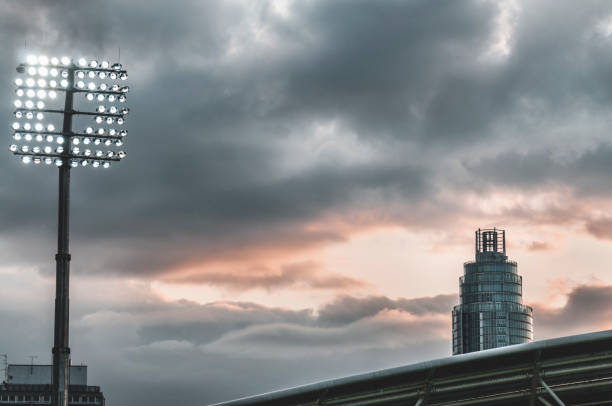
[9,54,129,406]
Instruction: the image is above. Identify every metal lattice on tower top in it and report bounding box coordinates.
[9,54,130,406]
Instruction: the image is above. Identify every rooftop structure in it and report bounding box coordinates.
[452,228,533,354]
[0,364,103,405]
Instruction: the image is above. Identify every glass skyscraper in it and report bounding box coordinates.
[452,228,533,355]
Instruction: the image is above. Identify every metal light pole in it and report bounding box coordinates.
[10,55,130,406]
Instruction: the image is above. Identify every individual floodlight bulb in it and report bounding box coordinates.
[77,81,85,88]
[38,55,49,65]
[73,138,80,145]
[46,135,53,142]
[107,151,114,157]
[103,161,110,168]
[13,133,22,140]
[56,146,64,153]
[55,158,63,166]
[81,160,88,167]
[49,80,57,88]
[60,79,68,88]
[109,72,117,80]
[61,56,71,66]
[94,139,101,145]
[15,78,23,86]
[112,63,122,70]
[14,99,22,108]
[37,79,47,87]
[90,60,98,68]
[50,57,59,65]
[37,90,46,99]
[106,117,114,124]
[37,101,45,109]
[15,112,23,119]
[33,157,41,164]
[99,71,106,79]
[22,156,31,164]
[47,124,55,131]
[36,134,43,142]
[108,95,116,102]
[97,94,105,101]
[88,71,95,79]
[9,144,17,152]
[50,68,58,77]
[21,145,29,152]
[71,160,78,168]
[77,71,85,79]
[25,112,33,119]
[120,73,128,80]
[23,123,31,131]
[109,129,116,136]
[99,83,107,91]
[97,105,106,113]
[95,116,103,124]
[86,93,95,101]
[25,100,34,108]
[86,127,94,134]
[39,67,48,76]
[28,67,37,75]
[83,138,91,145]
[36,112,44,120]
[27,55,37,65]
[24,133,32,141]
[88,82,96,90]
[35,123,43,131]
[49,91,57,99]
[117,118,124,125]
[97,128,105,135]
[32,146,40,153]
[56,136,64,144]
[26,78,35,87]
[120,130,127,137]
[121,108,129,115]
[44,146,52,154]
[104,139,112,146]
[84,149,91,156]
[101,60,109,69]
[92,161,100,168]
[72,147,80,154]
[45,157,53,165]
[95,150,103,157]
[61,70,69,78]
[78,58,87,67]
[16,89,24,97]
[109,106,117,114]
[115,140,123,147]
[26,89,35,98]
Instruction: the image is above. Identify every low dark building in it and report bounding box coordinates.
[0,365,104,405]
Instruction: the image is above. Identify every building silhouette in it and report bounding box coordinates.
[0,364,104,405]
[452,228,533,355]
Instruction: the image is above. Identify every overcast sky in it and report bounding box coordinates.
[3,0,612,404]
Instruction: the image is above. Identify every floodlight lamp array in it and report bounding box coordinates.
[9,54,129,168]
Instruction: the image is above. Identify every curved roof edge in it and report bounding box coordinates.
[209,329,612,406]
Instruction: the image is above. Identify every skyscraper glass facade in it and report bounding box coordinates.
[452,228,533,355]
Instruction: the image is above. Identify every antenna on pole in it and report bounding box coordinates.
[28,355,38,375]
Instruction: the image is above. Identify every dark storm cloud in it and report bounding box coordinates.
[533,284,612,338]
